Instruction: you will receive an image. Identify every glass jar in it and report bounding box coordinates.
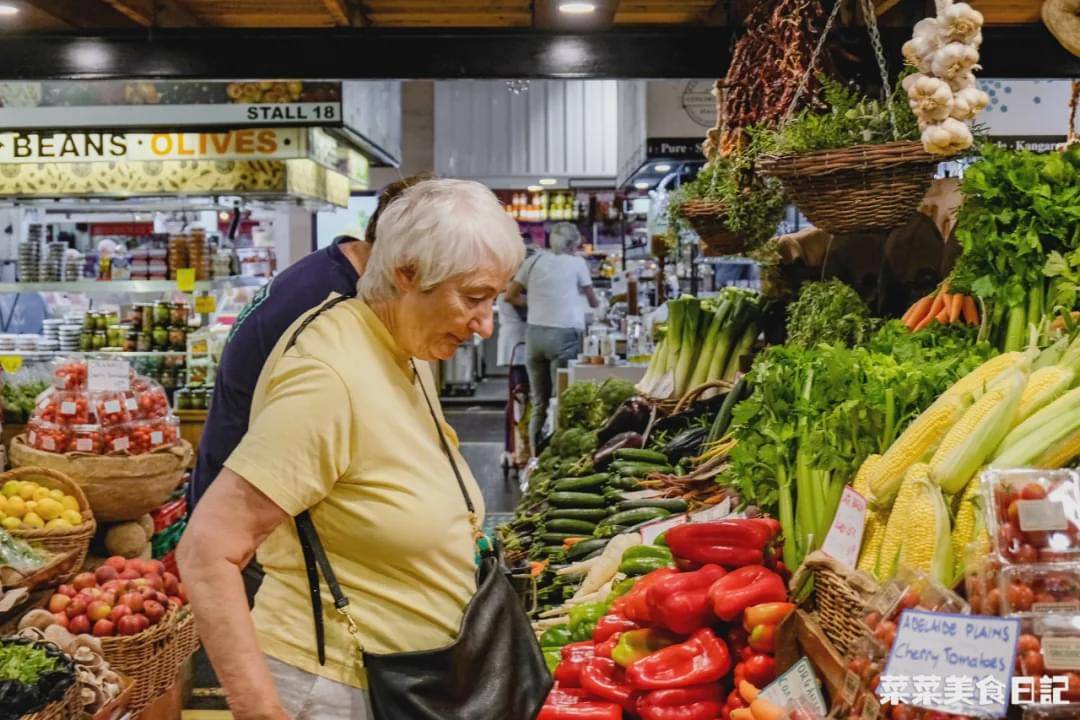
[160,368,176,390]
[124,331,138,352]
[82,313,96,331]
[153,301,170,327]
[140,304,155,333]
[168,326,186,351]
[92,331,107,350]
[190,387,206,410]
[170,302,189,327]
[174,387,192,411]
[136,332,152,352]
[79,331,94,352]
[106,324,125,347]
[152,326,168,350]
[93,312,107,331]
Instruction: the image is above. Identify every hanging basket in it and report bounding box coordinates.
[757,140,939,235]
[680,198,747,256]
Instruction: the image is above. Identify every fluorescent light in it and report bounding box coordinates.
[634,181,651,190]
[654,164,672,173]
[527,185,543,192]
[538,178,558,186]
[558,2,596,13]
[0,4,19,15]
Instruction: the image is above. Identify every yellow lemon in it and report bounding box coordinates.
[36,498,62,522]
[0,496,8,515]
[18,483,37,501]
[24,500,37,514]
[5,496,26,519]
[1,516,20,530]
[33,487,50,501]
[22,512,44,529]
[60,495,79,513]
[1,481,20,497]
[45,518,72,531]
[61,509,83,526]
[48,489,65,502]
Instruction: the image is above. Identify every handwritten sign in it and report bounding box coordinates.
[194,294,217,314]
[176,268,196,292]
[87,359,131,392]
[639,513,688,544]
[821,486,868,569]
[761,657,828,716]
[883,610,1020,717]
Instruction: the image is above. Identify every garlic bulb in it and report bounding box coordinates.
[908,75,955,122]
[950,87,989,121]
[921,118,973,156]
[903,18,944,72]
[940,3,984,44]
[931,42,980,80]
[947,71,978,92]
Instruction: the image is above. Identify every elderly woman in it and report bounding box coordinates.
[178,179,528,719]
[506,222,599,451]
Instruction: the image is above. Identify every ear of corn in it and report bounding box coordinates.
[868,395,970,509]
[941,351,1030,402]
[949,473,987,584]
[875,463,930,581]
[997,385,1080,454]
[898,474,953,584]
[851,454,881,498]
[1033,336,1070,371]
[857,509,889,577]
[992,404,1080,468]
[930,370,1026,495]
[1032,426,1080,468]
[1015,365,1075,425]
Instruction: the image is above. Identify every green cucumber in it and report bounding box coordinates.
[544,518,598,534]
[548,508,611,522]
[549,492,608,508]
[553,474,609,492]
[593,524,629,538]
[598,507,672,527]
[540,532,589,545]
[608,475,642,490]
[566,537,610,560]
[616,498,689,513]
[609,461,675,477]
[613,448,670,464]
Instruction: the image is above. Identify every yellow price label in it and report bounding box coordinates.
[0,356,23,374]
[176,268,196,292]
[194,295,217,314]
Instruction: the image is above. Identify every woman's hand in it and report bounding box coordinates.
[177,468,291,720]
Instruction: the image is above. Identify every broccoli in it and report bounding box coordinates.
[597,378,636,417]
[558,381,606,431]
[550,427,599,458]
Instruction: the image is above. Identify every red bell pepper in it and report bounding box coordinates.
[646,564,727,635]
[547,685,592,705]
[595,632,621,659]
[742,602,795,631]
[537,701,624,720]
[555,642,596,687]
[665,520,773,567]
[614,567,680,623]
[626,628,731,690]
[593,613,640,643]
[737,654,777,686]
[707,565,787,622]
[580,657,640,712]
[611,628,682,668]
[637,684,726,720]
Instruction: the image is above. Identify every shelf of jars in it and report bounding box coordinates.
[0,276,265,294]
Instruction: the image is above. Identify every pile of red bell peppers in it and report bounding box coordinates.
[538,518,796,720]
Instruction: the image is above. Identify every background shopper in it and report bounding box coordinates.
[178,179,526,720]
[506,222,599,450]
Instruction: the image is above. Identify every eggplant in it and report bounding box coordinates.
[592,431,645,470]
[596,397,653,444]
[662,426,708,463]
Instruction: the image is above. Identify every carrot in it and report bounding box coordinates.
[948,293,964,323]
[913,310,937,332]
[927,291,946,320]
[739,680,760,703]
[530,560,548,578]
[935,306,950,324]
[903,295,933,327]
[962,295,979,325]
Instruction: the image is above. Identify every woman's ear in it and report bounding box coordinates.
[392,265,419,293]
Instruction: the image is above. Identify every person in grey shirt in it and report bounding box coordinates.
[505,222,599,450]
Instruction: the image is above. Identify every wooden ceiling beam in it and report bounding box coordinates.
[21,0,143,27]
[99,0,202,27]
[321,0,371,26]
[534,0,617,30]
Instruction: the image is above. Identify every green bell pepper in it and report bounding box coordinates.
[543,648,562,673]
[618,544,674,576]
[539,624,573,649]
[611,627,682,667]
[569,601,607,642]
[605,577,638,605]
[654,532,668,547]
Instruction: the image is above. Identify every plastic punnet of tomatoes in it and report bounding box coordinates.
[51,358,87,390]
[92,391,133,427]
[1014,615,1080,711]
[145,415,180,451]
[27,417,71,453]
[984,469,1080,564]
[860,568,969,653]
[103,424,133,454]
[132,379,170,419]
[1000,563,1080,615]
[38,390,92,426]
[963,539,1002,616]
[69,424,104,454]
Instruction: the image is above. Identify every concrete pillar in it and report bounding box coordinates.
[272,205,314,270]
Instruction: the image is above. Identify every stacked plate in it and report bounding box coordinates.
[63,250,85,282]
[41,318,63,343]
[15,334,39,352]
[17,238,40,283]
[58,324,82,353]
[0,334,15,352]
[40,243,65,282]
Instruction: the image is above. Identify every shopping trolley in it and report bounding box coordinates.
[500,341,530,485]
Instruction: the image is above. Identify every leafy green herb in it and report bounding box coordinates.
[785,280,875,349]
[0,643,60,685]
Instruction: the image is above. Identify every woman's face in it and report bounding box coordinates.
[395,262,512,361]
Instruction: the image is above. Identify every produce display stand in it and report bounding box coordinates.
[21,677,81,720]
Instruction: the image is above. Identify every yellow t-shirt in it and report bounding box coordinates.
[225,295,484,689]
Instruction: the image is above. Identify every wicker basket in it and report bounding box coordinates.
[100,604,199,715]
[681,198,746,256]
[21,677,80,720]
[3,467,95,585]
[791,551,880,657]
[757,140,939,235]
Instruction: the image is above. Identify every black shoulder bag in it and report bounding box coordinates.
[285,295,551,720]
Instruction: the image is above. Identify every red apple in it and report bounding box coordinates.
[118,569,140,581]
[52,612,69,629]
[101,579,123,593]
[126,559,143,575]
[83,587,102,600]
[73,572,97,591]
[100,591,117,607]
[109,605,132,623]
[92,619,115,637]
[66,597,88,619]
[167,596,183,607]
[119,592,143,613]
[143,574,164,592]
[155,591,169,606]
[131,578,149,589]
[105,556,128,571]
[144,560,166,576]
[137,586,156,600]
[143,600,165,625]
[57,584,76,598]
[162,573,180,596]
[87,600,112,622]
[68,614,91,635]
[95,565,118,584]
[116,615,142,636]
[48,594,72,613]
[134,614,150,632]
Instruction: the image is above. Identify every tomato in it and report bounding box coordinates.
[1007,499,1021,523]
[847,656,870,677]
[1021,482,1048,501]
[27,418,70,453]
[136,386,170,419]
[1016,544,1039,564]
[997,523,1022,559]
[1017,634,1041,653]
[70,425,103,454]
[1019,649,1045,676]
[1005,582,1034,612]
[985,588,1001,615]
[863,610,882,630]
[94,392,133,427]
[1025,530,1051,549]
[1062,672,1080,701]
[873,620,897,648]
[897,589,921,612]
[103,426,133,454]
[890,705,918,720]
[53,361,87,390]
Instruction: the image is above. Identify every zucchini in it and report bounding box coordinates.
[609,461,674,477]
[608,475,642,490]
[549,492,608,508]
[593,524,629,538]
[566,537,610,560]
[548,508,611,522]
[613,448,670,464]
[599,507,672,527]
[616,498,689,513]
[544,518,598,534]
[540,532,588,545]
[553,474,609,492]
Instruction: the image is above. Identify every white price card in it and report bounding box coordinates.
[621,489,665,501]
[689,496,732,522]
[639,513,688,544]
[821,486,868,569]
[882,609,1020,717]
[87,359,131,392]
[761,656,828,716]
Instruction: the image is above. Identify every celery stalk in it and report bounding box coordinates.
[674,300,702,396]
[722,321,759,382]
[688,301,731,390]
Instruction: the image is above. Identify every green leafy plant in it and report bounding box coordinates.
[785,280,876,349]
[0,642,61,685]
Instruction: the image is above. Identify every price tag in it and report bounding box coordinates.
[151,431,164,445]
[0,356,23,373]
[87,359,131,392]
[639,513,688,544]
[194,294,217,314]
[176,268,196,292]
[689,497,731,522]
[1018,499,1068,532]
[1042,635,1080,670]
[882,610,1020,717]
[821,486,868,569]
[760,657,828,716]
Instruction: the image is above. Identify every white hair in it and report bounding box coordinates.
[359,178,525,302]
[549,222,582,254]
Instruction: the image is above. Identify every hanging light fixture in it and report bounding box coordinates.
[505,79,531,95]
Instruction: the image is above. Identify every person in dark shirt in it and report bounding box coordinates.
[189,173,432,509]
